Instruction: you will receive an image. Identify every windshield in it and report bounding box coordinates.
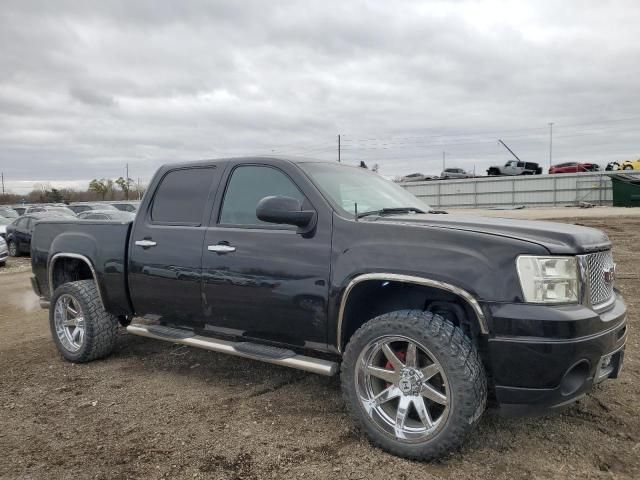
[299,162,430,216]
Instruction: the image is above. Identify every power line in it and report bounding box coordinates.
[340,115,640,143]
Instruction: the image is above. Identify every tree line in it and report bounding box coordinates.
[0,177,145,205]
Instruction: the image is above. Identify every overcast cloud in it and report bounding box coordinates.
[1,0,640,192]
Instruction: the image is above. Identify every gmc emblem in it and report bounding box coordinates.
[603,265,616,284]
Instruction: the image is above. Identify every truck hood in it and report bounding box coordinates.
[368,213,611,254]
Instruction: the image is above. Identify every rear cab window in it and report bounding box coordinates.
[151,167,218,225]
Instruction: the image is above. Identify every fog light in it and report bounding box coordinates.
[595,353,615,383]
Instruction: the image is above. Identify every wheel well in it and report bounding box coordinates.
[51,257,95,293]
[339,280,483,351]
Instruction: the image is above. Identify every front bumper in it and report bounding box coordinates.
[485,293,627,415]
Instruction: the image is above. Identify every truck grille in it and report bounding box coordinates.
[584,250,615,306]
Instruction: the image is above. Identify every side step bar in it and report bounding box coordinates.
[126,324,338,376]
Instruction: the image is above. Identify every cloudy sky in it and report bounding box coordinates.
[1,0,640,193]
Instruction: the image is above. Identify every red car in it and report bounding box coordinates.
[549,162,600,174]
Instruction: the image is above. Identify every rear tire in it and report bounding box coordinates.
[341,310,486,461]
[623,165,633,170]
[49,280,119,363]
[7,240,19,257]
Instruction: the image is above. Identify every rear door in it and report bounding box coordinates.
[128,164,224,327]
[201,161,332,348]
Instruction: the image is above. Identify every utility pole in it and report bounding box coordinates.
[549,122,554,168]
[1,172,4,197]
[137,178,141,200]
[338,134,341,163]
[125,163,129,200]
[442,151,446,171]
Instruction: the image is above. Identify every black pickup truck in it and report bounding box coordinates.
[30,157,627,460]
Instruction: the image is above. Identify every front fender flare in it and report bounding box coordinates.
[336,273,489,353]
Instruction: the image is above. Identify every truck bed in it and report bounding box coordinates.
[31,219,134,315]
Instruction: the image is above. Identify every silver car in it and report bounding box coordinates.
[440,168,472,179]
[0,236,8,266]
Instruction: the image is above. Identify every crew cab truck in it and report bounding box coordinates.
[31,157,627,460]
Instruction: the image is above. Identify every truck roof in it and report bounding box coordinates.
[159,156,332,170]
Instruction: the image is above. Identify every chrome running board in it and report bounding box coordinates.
[126,324,338,376]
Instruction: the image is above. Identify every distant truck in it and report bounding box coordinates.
[487,160,543,176]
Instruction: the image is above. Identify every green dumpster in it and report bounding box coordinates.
[610,174,640,207]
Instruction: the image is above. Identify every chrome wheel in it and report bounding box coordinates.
[54,294,85,353]
[8,241,17,256]
[355,336,450,443]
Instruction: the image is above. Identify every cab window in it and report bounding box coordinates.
[219,165,305,227]
[151,167,217,225]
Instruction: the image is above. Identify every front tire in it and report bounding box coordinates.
[49,280,119,363]
[341,310,486,460]
[623,165,633,170]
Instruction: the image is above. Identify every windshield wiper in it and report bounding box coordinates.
[356,207,426,219]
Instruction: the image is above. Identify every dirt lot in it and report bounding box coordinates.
[1,215,638,480]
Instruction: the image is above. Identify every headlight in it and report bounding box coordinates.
[516,256,579,304]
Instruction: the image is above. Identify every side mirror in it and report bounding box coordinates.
[256,196,316,233]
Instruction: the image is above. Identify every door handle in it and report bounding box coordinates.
[208,244,236,253]
[135,239,157,248]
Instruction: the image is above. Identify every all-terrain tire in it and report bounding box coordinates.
[49,280,119,363]
[341,310,487,461]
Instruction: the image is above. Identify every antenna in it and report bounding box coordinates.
[498,139,523,162]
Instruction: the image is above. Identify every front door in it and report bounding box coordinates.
[128,164,224,327]
[201,162,332,348]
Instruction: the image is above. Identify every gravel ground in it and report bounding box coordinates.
[0,216,638,480]
[0,256,31,276]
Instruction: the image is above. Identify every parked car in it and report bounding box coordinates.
[6,212,71,257]
[398,173,437,182]
[11,205,29,216]
[0,236,7,266]
[620,158,640,170]
[549,162,600,174]
[31,157,626,461]
[0,207,19,219]
[0,216,11,239]
[605,162,620,171]
[440,168,472,179]
[67,202,119,214]
[110,201,140,212]
[487,160,543,176]
[25,205,76,217]
[77,210,136,221]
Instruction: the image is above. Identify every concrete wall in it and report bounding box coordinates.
[399,171,640,209]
